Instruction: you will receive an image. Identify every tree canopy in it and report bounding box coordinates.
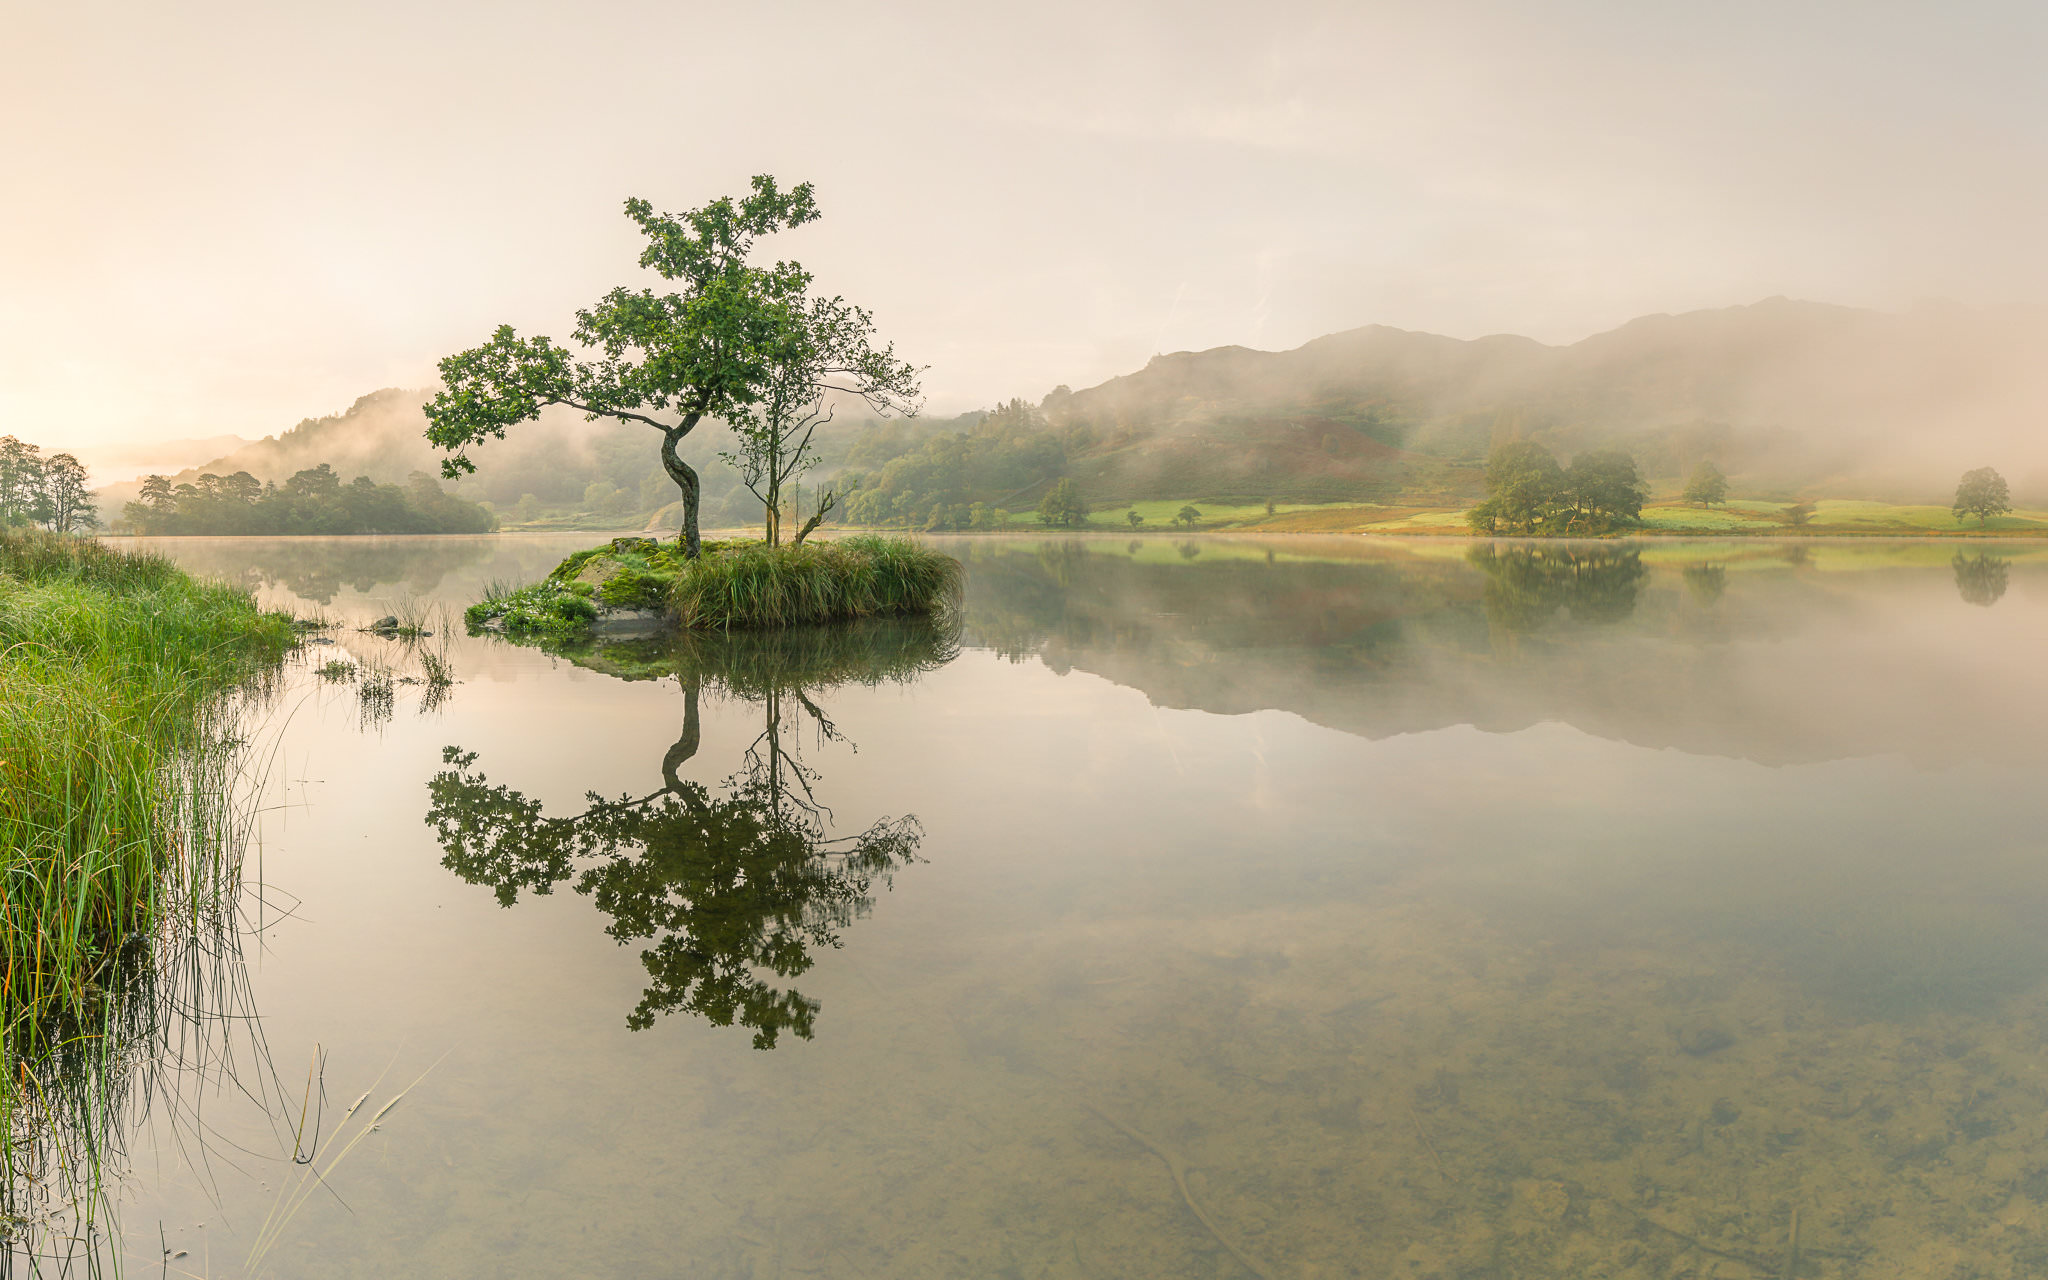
[1952,467,2012,525]
[1683,461,1729,506]
[1466,441,1645,535]
[1562,449,1648,528]
[721,290,921,546]
[0,437,95,532]
[424,177,916,558]
[1037,478,1088,528]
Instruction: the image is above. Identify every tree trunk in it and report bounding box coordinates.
[792,485,839,546]
[660,680,701,794]
[661,428,702,560]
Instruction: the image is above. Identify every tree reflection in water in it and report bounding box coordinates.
[426,620,957,1048]
[1952,551,2010,607]
[1467,543,1648,632]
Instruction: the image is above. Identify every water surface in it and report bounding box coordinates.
[45,535,2048,1277]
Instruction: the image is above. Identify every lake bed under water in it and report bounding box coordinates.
[25,533,2048,1278]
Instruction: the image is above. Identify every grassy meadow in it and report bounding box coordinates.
[978,494,2048,537]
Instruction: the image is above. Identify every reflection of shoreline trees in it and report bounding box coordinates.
[130,535,501,606]
[1682,563,1727,606]
[1952,552,2010,607]
[427,621,955,1047]
[1467,544,1647,632]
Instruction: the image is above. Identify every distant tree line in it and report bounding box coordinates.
[0,437,97,532]
[1466,442,1648,535]
[125,465,496,535]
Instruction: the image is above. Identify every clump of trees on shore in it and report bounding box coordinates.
[125,465,495,535]
[0,437,97,531]
[1466,442,1648,535]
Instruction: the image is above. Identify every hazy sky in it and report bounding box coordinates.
[5,0,2046,450]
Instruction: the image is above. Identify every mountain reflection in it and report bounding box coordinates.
[950,536,2048,766]
[426,620,956,1048]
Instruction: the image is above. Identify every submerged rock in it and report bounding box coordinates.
[590,608,668,637]
[1676,1021,1736,1056]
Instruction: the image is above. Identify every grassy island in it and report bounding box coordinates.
[466,535,961,637]
[0,533,294,1141]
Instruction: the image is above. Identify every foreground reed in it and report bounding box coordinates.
[0,531,293,1192]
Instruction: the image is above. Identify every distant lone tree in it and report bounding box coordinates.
[1036,478,1087,528]
[1174,505,1202,529]
[1952,467,2012,525]
[1126,509,1144,528]
[424,176,913,559]
[1683,461,1728,507]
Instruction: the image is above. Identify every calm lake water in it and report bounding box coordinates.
[33,534,2048,1277]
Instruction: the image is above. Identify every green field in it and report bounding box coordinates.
[972,495,2048,539]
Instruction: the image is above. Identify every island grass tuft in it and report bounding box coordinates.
[468,535,961,634]
[671,537,961,629]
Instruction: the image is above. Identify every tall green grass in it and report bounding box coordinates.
[670,536,961,629]
[0,530,293,1229]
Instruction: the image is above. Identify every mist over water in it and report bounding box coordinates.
[14,533,2042,1278]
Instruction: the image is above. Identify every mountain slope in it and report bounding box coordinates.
[1044,298,2048,500]
[96,297,2048,524]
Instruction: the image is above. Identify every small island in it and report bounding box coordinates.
[466,534,960,636]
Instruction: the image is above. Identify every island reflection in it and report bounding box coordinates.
[426,619,956,1047]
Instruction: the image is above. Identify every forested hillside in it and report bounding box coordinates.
[94,298,2048,534]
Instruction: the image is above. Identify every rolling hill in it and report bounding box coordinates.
[1036,297,2048,504]
[91,297,2048,530]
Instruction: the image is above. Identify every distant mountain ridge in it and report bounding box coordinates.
[94,298,2048,517]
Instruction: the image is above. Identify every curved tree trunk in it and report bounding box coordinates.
[661,428,702,560]
[660,680,701,793]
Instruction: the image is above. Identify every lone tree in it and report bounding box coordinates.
[1174,504,1202,529]
[1952,467,2012,525]
[425,176,913,559]
[1683,461,1728,507]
